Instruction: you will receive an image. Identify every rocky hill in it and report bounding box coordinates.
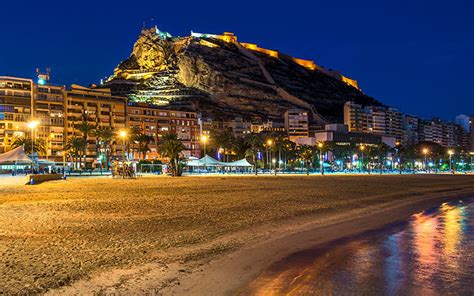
[104,27,382,123]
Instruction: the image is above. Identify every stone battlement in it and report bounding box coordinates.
[190,29,360,90]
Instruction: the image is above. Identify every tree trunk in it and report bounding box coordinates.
[306,160,310,176]
[254,155,257,175]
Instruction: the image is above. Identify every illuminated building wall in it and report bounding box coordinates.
[126,102,200,158]
[240,43,279,58]
[0,76,33,153]
[344,102,403,141]
[33,83,67,158]
[65,85,127,167]
[291,58,319,71]
[191,31,237,43]
[284,109,310,141]
[189,31,361,90]
[341,75,360,90]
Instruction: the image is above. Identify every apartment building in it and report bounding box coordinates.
[403,116,470,149]
[344,101,371,133]
[345,102,404,142]
[127,102,200,158]
[65,85,127,167]
[34,83,67,159]
[284,109,309,141]
[0,77,34,153]
[402,115,420,145]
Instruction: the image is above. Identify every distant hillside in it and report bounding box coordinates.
[104,27,382,123]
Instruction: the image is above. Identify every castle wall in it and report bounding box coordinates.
[291,58,320,71]
[240,43,279,58]
[341,75,360,90]
[191,30,360,90]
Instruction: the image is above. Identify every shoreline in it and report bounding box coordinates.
[47,187,474,295]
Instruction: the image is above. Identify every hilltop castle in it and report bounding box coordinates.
[189,30,360,90]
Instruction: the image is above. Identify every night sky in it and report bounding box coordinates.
[1,0,472,121]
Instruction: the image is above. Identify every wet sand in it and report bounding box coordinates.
[0,174,473,294]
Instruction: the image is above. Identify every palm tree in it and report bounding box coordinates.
[137,133,154,160]
[299,145,314,176]
[377,143,390,174]
[273,136,287,170]
[244,133,262,175]
[75,114,96,168]
[129,125,142,160]
[399,144,417,173]
[11,137,46,155]
[65,137,85,169]
[95,126,114,170]
[282,139,296,170]
[213,128,235,162]
[158,133,186,176]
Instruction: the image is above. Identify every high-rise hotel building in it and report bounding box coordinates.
[0,77,35,154]
[344,102,403,141]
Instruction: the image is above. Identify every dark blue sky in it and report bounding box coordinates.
[1,0,472,120]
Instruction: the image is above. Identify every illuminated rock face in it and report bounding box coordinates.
[105,27,381,123]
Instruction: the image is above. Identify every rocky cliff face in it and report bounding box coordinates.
[105,27,382,123]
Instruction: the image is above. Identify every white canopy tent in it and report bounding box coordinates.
[0,146,32,164]
[186,155,252,167]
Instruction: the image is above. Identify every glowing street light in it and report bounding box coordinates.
[423,148,429,172]
[119,130,127,162]
[448,149,454,172]
[266,139,273,171]
[201,135,209,171]
[317,142,324,175]
[27,120,39,173]
[359,145,365,173]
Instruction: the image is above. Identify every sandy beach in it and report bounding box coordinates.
[0,174,473,295]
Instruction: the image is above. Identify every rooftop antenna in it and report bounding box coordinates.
[36,67,51,85]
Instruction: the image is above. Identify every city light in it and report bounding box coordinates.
[27,120,39,129]
[119,130,127,138]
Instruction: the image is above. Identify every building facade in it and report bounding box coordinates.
[344,102,403,141]
[65,85,127,167]
[34,83,67,159]
[127,102,200,159]
[346,102,470,149]
[284,109,309,141]
[0,77,34,153]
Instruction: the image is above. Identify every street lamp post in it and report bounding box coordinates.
[201,135,208,172]
[119,130,127,163]
[360,145,365,173]
[423,148,429,173]
[448,149,454,173]
[266,139,273,173]
[27,120,39,173]
[272,158,276,175]
[318,142,324,175]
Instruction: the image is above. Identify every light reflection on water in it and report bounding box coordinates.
[244,198,473,295]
